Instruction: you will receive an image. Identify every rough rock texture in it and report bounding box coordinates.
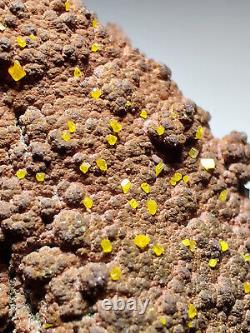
[0,0,249,332]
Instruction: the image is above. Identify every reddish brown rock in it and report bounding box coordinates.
[0,0,249,332]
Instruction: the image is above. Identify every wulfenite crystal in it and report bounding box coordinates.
[147,199,158,215]
[134,234,151,249]
[121,179,131,194]
[16,169,27,180]
[8,61,26,82]
[110,266,122,281]
[101,239,112,253]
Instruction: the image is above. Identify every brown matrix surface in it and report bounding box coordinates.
[0,0,249,332]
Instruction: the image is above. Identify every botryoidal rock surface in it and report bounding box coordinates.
[0,0,249,332]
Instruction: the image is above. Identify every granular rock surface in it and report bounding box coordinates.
[0,0,249,332]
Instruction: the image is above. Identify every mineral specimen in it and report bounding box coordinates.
[0,0,249,332]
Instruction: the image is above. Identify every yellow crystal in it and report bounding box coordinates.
[65,0,70,11]
[241,253,250,262]
[170,178,177,186]
[140,110,148,119]
[101,239,112,253]
[106,134,117,146]
[44,323,53,329]
[170,172,183,186]
[74,66,81,79]
[243,282,250,294]
[16,169,27,180]
[36,172,45,182]
[91,88,102,100]
[159,316,167,326]
[219,189,228,202]
[110,266,122,281]
[155,161,164,177]
[152,244,165,256]
[82,196,93,209]
[189,147,199,159]
[141,182,151,194]
[96,159,107,172]
[188,240,196,252]
[200,158,215,170]
[134,234,150,249]
[67,120,76,133]
[79,162,91,174]
[92,18,98,29]
[208,258,218,268]
[16,36,27,48]
[61,131,71,142]
[147,199,158,215]
[188,303,197,320]
[109,119,122,133]
[129,198,139,209]
[183,175,189,183]
[91,43,100,52]
[8,60,26,82]
[174,172,183,182]
[125,101,132,108]
[181,239,196,252]
[195,126,203,140]
[29,34,36,41]
[121,179,131,194]
[156,125,165,136]
[182,239,191,247]
[219,240,229,252]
